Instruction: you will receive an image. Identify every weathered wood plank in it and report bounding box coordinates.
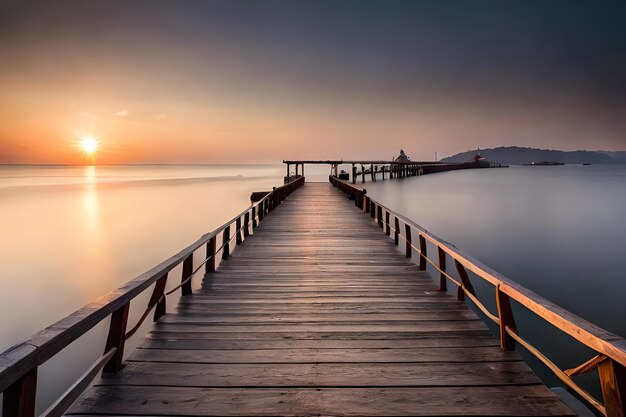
[127,346,522,364]
[150,321,490,333]
[97,361,542,387]
[158,311,480,323]
[68,386,575,416]
[146,329,500,341]
[139,335,500,349]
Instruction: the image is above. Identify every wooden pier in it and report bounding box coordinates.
[283,158,506,185]
[1,176,625,417]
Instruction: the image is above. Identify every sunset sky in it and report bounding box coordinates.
[1,0,625,164]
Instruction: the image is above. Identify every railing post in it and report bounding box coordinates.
[222,225,231,259]
[181,253,193,296]
[365,196,370,213]
[598,359,626,417]
[103,303,130,373]
[418,234,427,270]
[153,273,168,322]
[370,201,375,218]
[206,235,216,273]
[385,211,391,236]
[454,260,475,301]
[243,212,250,238]
[377,205,383,228]
[2,367,37,417]
[394,217,400,245]
[236,217,243,245]
[259,201,265,222]
[437,247,447,291]
[405,224,412,258]
[496,284,516,351]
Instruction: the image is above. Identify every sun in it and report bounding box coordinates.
[80,137,99,155]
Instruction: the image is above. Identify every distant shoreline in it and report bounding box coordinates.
[442,146,626,165]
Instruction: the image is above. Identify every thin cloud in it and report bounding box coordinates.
[116,110,129,117]
[156,113,165,120]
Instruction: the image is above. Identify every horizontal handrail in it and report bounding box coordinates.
[330,175,626,416]
[0,175,305,417]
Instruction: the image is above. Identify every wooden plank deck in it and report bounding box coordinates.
[67,182,575,416]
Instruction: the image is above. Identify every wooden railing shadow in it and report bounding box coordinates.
[0,176,305,417]
[330,175,626,417]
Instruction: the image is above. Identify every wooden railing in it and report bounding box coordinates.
[0,176,305,417]
[330,175,626,417]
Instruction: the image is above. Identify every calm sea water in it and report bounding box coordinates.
[365,165,626,337]
[364,164,626,403]
[0,164,287,349]
[0,163,624,412]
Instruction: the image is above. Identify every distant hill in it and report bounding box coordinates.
[441,146,626,165]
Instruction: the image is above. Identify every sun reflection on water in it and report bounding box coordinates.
[82,165,99,233]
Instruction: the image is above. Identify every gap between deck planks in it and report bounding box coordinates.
[67,182,575,416]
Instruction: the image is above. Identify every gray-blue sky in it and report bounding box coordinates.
[1,0,625,163]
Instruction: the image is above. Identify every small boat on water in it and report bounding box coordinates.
[522,161,565,166]
[583,163,592,166]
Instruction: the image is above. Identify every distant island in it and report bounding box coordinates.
[442,146,626,165]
